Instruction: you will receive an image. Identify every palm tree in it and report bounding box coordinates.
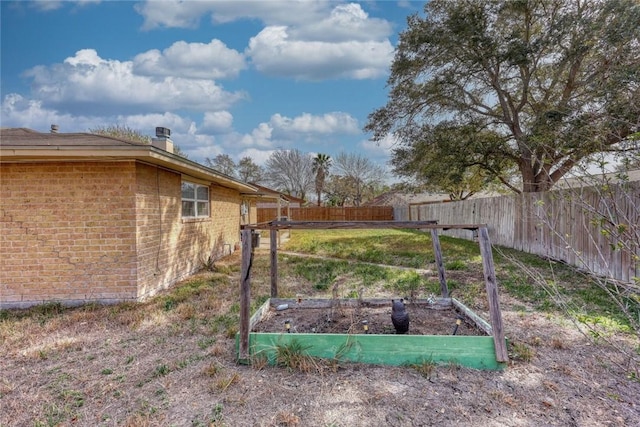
[312,153,332,206]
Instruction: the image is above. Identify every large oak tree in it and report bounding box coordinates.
[365,0,640,193]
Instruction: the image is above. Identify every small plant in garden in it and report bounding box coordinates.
[197,337,217,350]
[407,357,437,380]
[199,254,216,272]
[213,372,240,392]
[551,338,565,350]
[203,361,223,377]
[274,339,318,373]
[153,364,170,378]
[250,353,269,371]
[389,271,426,301]
[209,403,224,427]
[510,342,534,362]
[163,297,177,311]
[274,410,301,426]
[445,260,467,271]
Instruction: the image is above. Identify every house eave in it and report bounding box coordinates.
[0,145,258,193]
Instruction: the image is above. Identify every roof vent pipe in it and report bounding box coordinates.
[50,124,59,133]
[156,127,170,138]
[151,127,174,153]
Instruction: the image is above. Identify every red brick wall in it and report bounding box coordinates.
[0,161,138,308]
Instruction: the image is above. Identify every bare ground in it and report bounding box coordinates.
[1,251,639,427]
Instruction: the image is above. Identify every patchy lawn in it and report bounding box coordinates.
[1,230,638,426]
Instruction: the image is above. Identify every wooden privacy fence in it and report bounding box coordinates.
[257,206,393,223]
[394,181,640,283]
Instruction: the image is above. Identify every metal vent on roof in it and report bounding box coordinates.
[155,127,171,138]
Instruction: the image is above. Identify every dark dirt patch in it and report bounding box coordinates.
[252,303,486,336]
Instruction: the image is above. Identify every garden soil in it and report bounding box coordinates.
[252,303,486,336]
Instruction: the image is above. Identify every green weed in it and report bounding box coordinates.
[407,357,437,380]
[153,364,170,377]
[275,339,318,373]
[388,271,425,299]
[445,260,467,270]
[197,337,217,350]
[510,342,534,362]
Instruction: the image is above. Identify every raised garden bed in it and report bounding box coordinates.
[238,297,507,370]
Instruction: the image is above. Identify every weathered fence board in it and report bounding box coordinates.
[395,181,640,283]
[257,206,394,223]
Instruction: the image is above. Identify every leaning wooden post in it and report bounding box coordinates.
[270,225,278,297]
[239,227,253,361]
[430,228,449,298]
[477,225,509,363]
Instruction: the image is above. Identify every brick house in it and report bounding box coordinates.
[0,127,260,308]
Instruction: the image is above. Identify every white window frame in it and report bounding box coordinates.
[181,181,210,218]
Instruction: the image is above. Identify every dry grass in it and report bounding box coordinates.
[1,247,639,426]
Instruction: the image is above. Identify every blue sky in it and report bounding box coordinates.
[1,0,423,175]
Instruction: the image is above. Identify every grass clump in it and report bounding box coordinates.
[510,341,535,362]
[407,357,437,380]
[275,340,319,373]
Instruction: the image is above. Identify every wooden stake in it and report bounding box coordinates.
[430,229,449,298]
[270,227,278,298]
[478,226,509,362]
[239,227,253,361]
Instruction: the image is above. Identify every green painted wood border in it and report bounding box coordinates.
[238,298,507,370]
[238,333,506,370]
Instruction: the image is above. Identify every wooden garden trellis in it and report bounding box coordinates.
[239,221,508,364]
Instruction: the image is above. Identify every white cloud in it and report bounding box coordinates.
[133,39,246,80]
[1,93,97,132]
[360,132,397,157]
[397,0,415,9]
[290,3,392,42]
[217,111,359,154]
[270,112,359,136]
[28,0,101,12]
[1,93,191,140]
[201,111,234,133]
[175,132,223,162]
[135,1,394,81]
[135,1,217,30]
[24,49,246,115]
[246,26,393,80]
[239,123,274,148]
[117,112,193,136]
[135,0,333,30]
[238,148,274,166]
[2,91,390,171]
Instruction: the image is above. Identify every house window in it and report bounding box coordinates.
[182,181,209,218]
